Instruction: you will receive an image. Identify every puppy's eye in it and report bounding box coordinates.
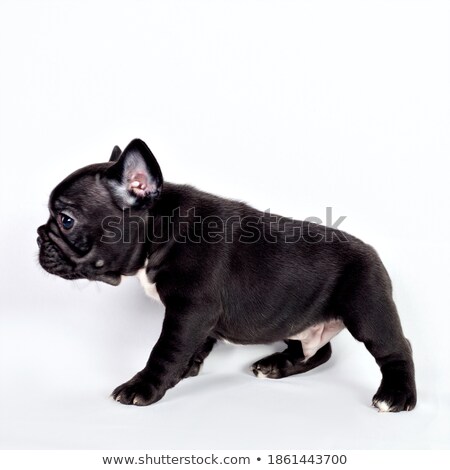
[60,213,74,230]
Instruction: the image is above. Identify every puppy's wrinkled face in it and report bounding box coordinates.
[37,139,163,285]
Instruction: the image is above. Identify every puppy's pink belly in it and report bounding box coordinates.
[288,319,345,358]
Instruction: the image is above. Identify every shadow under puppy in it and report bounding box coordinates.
[37,139,416,412]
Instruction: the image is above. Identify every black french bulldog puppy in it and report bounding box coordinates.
[37,139,416,412]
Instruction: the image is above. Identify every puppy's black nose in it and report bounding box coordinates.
[37,236,42,248]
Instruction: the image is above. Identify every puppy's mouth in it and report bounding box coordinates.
[37,226,122,286]
[37,232,83,280]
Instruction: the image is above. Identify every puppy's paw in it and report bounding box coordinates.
[111,373,162,406]
[372,384,417,413]
[251,353,292,379]
[182,360,202,379]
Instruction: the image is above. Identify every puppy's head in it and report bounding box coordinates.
[37,139,162,285]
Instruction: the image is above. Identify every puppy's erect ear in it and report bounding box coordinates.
[106,139,163,208]
[109,145,122,162]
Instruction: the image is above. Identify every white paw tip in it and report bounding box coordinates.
[374,400,391,412]
[253,369,268,378]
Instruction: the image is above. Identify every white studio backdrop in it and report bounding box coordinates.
[0,0,449,449]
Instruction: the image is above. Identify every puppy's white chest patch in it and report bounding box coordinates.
[288,319,345,359]
[136,266,161,303]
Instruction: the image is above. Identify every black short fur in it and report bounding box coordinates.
[37,139,416,411]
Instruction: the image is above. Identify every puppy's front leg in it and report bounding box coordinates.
[112,304,217,406]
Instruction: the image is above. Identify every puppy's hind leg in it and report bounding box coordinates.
[338,255,417,412]
[251,340,332,379]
